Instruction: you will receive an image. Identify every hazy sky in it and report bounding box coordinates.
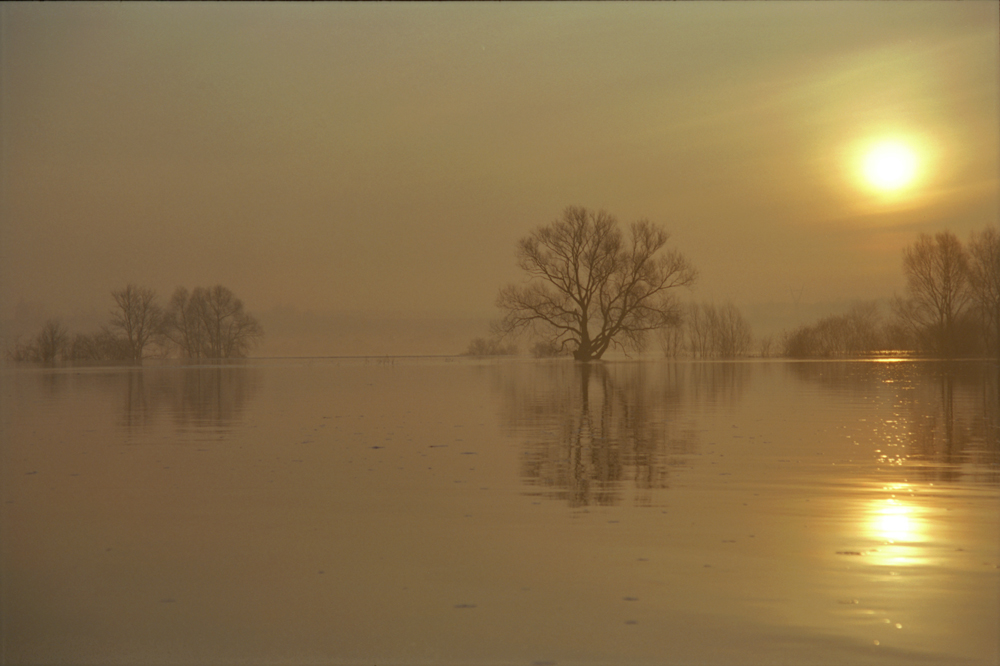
[1,2,998,326]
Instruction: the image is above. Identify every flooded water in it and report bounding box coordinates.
[2,358,998,665]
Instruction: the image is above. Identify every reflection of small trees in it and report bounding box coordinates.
[684,361,753,407]
[172,366,260,428]
[496,362,709,506]
[93,365,261,434]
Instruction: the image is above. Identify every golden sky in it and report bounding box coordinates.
[1,2,997,326]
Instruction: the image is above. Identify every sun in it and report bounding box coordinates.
[861,141,919,192]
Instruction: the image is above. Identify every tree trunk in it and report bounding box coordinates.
[575,315,597,360]
[573,342,604,361]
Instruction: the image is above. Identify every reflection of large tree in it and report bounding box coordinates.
[496,362,725,506]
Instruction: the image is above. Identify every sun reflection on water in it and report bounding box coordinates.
[863,486,933,568]
[873,502,917,543]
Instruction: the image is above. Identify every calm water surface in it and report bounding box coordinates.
[2,358,998,665]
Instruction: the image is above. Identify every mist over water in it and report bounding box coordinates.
[2,358,997,664]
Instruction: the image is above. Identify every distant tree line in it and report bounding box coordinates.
[462,336,518,357]
[5,284,263,365]
[781,301,900,358]
[783,227,999,358]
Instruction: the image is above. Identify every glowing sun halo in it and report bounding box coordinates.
[861,141,919,192]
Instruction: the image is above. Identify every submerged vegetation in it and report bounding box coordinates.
[5,284,263,365]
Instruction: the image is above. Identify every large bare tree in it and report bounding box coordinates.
[496,207,696,361]
[968,226,1000,357]
[892,232,972,356]
[109,284,163,363]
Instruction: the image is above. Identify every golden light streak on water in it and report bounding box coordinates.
[862,485,934,568]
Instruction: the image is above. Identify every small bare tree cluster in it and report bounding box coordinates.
[69,330,131,362]
[683,302,754,359]
[462,336,517,357]
[4,284,264,365]
[163,286,264,359]
[892,228,998,357]
[5,320,70,364]
[782,301,893,358]
[530,340,567,358]
[657,317,686,358]
[496,207,696,361]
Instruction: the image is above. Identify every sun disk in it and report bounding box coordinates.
[862,141,919,192]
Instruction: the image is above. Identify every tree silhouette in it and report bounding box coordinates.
[496,206,696,361]
[164,285,263,359]
[109,284,163,363]
[893,232,972,356]
[968,226,1000,358]
[35,320,69,363]
[164,287,208,359]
